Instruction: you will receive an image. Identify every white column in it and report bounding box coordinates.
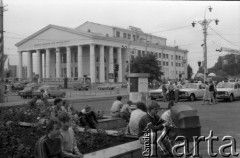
[56,48,61,78]
[117,47,122,82]
[27,51,33,79]
[66,47,71,78]
[109,46,114,83]
[90,44,95,83]
[36,49,42,81]
[77,45,83,78]
[99,45,105,83]
[18,51,23,78]
[46,49,51,78]
[43,53,46,78]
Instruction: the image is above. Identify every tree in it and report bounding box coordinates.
[187,64,193,79]
[129,54,164,82]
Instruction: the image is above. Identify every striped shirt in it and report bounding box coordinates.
[34,135,62,158]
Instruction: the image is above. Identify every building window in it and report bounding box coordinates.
[163,54,165,59]
[104,58,106,63]
[96,66,99,71]
[176,55,178,60]
[171,55,173,60]
[176,63,178,67]
[96,57,99,62]
[133,35,136,41]
[172,62,173,66]
[159,53,161,58]
[128,34,131,39]
[166,62,168,66]
[159,61,161,65]
[163,61,165,66]
[179,63,181,67]
[166,54,168,59]
[116,31,120,38]
[123,33,127,38]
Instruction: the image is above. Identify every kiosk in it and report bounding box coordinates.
[127,73,150,105]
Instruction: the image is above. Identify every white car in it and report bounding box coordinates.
[179,83,205,101]
[149,84,169,100]
[216,82,240,102]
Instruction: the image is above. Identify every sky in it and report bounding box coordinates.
[3,0,240,75]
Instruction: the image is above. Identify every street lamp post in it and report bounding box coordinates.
[192,6,219,82]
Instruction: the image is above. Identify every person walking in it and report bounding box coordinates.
[202,81,211,105]
[162,82,167,102]
[209,81,216,104]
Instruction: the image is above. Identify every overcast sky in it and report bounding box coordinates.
[3,0,240,74]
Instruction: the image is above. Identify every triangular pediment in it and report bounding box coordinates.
[15,25,93,50]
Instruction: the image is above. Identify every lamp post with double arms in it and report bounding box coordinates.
[192,6,219,82]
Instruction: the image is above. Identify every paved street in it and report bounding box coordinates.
[1,90,240,157]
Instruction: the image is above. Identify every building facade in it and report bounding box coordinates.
[15,21,188,83]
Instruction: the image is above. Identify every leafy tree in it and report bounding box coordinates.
[129,54,164,82]
[187,64,193,79]
[208,54,240,77]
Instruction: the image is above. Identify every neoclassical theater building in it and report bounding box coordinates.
[15,21,188,83]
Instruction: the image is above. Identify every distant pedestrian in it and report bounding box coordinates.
[209,81,216,104]
[162,82,167,102]
[168,84,175,107]
[202,81,211,105]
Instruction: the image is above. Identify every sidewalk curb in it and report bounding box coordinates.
[0,94,129,107]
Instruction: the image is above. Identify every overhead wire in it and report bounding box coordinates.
[209,26,240,48]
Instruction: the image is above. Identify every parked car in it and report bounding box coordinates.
[216,82,240,102]
[97,84,115,90]
[149,84,169,100]
[18,85,42,98]
[32,85,66,98]
[73,83,89,91]
[179,83,205,101]
[178,83,205,101]
[11,83,25,92]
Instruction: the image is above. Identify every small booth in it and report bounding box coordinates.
[126,73,150,105]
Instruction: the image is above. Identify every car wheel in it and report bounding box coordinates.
[229,94,234,102]
[189,94,195,101]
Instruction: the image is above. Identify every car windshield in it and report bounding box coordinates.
[182,83,197,89]
[216,82,234,88]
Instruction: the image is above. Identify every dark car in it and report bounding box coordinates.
[73,83,89,91]
[18,85,41,98]
[32,85,66,98]
[11,83,25,92]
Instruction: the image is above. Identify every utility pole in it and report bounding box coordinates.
[0,0,5,103]
[192,6,219,82]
